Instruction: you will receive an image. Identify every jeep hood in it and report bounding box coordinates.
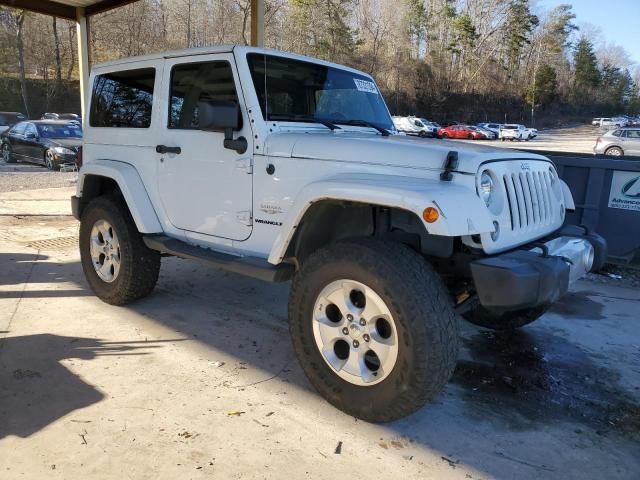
[263,130,550,174]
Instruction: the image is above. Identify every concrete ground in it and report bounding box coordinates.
[1,159,640,479]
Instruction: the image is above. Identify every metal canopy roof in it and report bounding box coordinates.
[0,0,266,116]
[0,1,140,20]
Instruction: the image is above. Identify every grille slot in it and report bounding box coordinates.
[503,170,554,231]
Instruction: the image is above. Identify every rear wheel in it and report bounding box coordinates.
[605,146,624,157]
[442,133,449,138]
[80,194,160,305]
[2,143,15,163]
[288,239,458,422]
[468,134,474,140]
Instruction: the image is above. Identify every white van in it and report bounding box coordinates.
[392,116,438,137]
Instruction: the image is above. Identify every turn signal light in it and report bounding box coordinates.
[423,207,439,223]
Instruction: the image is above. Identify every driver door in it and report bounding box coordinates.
[157,54,254,241]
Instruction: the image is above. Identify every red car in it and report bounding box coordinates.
[437,125,486,140]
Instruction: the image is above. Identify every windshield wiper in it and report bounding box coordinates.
[268,114,341,131]
[335,119,390,136]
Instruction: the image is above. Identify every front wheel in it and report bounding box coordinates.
[44,149,56,170]
[2,143,15,163]
[288,239,458,422]
[80,194,161,305]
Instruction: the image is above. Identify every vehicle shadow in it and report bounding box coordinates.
[0,252,92,298]
[0,334,167,439]
[2,251,639,477]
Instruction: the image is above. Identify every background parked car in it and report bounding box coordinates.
[0,111,26,133]
[477,122,503,137]
[594,128,640,157]
[41,112,81,121]
[592,117,603,126]
[1,120,82,169]
[392,116,438,137]
[600,117,628,128]
[500,124,536,141]
[468,125,496,140]
[438,124,487,139]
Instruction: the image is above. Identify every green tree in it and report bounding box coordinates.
[542,4,577,55]
[573,37,601,90]
[290,0,356,61]
[526,64,557,108]
[403,0,427,58]
[501,0,539,74]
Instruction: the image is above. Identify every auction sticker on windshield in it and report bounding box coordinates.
[353,78,378,94]
[608,171,640,211]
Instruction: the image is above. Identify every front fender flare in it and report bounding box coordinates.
[268,174,494,264]
[78,160,162,233]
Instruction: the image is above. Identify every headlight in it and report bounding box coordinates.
[53,146,75,156]
[479,171,494,206]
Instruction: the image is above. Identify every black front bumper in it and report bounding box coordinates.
[470,226,607,315]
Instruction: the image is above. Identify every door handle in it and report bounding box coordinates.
[156,145,181,154]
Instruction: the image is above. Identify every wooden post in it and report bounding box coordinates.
[250,0,265,47]
[76,7,90,118]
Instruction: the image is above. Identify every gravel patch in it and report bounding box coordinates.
[584,264,640,289]
[0,160,77,193]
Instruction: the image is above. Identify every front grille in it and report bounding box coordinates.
[502,171,554,231]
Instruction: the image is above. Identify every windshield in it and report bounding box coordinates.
[36,123,82,138]
[247,53,393,131]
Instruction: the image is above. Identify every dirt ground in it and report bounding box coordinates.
[0,182,639,479]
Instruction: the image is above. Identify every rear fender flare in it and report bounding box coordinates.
[78,160,162,233]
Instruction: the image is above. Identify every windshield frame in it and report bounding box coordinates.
[245,53,395,133]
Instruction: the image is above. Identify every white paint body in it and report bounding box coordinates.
[77,45,573,264]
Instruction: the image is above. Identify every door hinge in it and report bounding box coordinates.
[235,157,253,174]
[236,210,252,226]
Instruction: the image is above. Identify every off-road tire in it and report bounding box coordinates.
[288,239,458,422]
[463,304,547,330]
[80,194,160,305]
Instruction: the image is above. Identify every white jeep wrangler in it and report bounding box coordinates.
[72,45,606,422]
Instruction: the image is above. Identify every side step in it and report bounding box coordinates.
[143,235,294,283]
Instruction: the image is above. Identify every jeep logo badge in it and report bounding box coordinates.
[520,163,530,171]
[622,176,640,198]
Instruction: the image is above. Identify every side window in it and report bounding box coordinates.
[612,130,622,137]
[169,61,239,129]
[24,123,37,137]
[12,122,27,135]
[90,68,155,128]
[628,130,640,139]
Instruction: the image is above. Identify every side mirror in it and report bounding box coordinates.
[25,132,36,139]
[198,101,242,133]
[197,101,247,154]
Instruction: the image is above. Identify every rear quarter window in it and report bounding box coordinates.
[90,68,155,128]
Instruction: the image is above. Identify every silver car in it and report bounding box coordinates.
[594,128,640,156]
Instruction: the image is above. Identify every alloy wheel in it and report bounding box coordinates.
[89,219,121,283]
[312,279,399,386]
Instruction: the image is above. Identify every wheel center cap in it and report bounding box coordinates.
[348,323,363,340]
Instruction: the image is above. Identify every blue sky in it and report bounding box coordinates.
[536,0,640,65]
